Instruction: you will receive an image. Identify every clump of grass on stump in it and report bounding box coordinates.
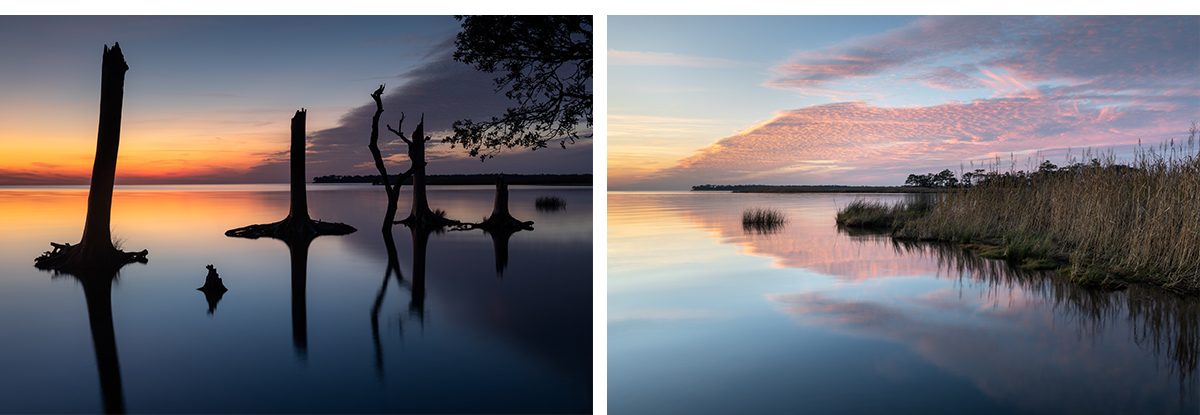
[743,207,787,234]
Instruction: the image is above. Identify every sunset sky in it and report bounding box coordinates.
[609,16,1200,190]
[0,15,592,185]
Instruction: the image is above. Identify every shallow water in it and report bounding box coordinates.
[608,191,1197,415]
[0,184,592,413]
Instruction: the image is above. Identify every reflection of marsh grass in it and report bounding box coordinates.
[843,232,1198,389]
[839,132,1200,294]
[535,196,566,211]
[742,207,787,234]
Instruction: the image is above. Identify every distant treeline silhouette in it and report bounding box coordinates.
[904,159,1142,189]
[692,184,770,191]
[314,173,592,186]
[693,184,858,191]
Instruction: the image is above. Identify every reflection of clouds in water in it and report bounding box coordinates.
[767,292,910,329]
[678,195,944,281]
[608,308,751,323]
[766,286,1192,414]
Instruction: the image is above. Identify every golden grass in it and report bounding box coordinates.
[890,133,1199,294]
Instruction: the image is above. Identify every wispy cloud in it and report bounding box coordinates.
[624,16,1199,189]
[609,49,754,67]
[766,16,1199,102]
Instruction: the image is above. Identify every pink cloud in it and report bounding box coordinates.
[641,97,1188,188]
[768,16,1199,99]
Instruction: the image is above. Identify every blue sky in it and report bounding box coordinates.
[609,15,1199,190]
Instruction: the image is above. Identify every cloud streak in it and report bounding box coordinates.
[609,49,754,67]
[624,16,1198,189]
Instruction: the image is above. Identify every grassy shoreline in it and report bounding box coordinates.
[835,140,1199,295]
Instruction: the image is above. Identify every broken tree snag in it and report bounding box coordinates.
[368,85,418,229]
[289,109,311,224]
[390,113,459,228]
[225,109,356,240]
[35,42,147,275]
[478,174,534,231]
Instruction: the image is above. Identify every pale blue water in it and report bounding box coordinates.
[608,191,1197,415]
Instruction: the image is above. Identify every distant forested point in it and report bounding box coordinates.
[692,184,773,191]
[903,160,1135,189]
[313,173,592,186]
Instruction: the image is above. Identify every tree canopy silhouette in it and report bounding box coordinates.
[445,15,592,160]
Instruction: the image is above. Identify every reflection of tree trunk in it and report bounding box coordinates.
[79,275,125,414]
[36,43,146,273]
[409,226,429,324]
[369,222,408,378]
[287,236,313,361]
[485,227,516,277]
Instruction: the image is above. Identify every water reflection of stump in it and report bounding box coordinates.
[45,269,127,414]
[78,273,126,414]
[369,224,431,378]
[483,227,517,277]
[288,236,313,360]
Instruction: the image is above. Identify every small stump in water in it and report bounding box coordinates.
[197,264,228,293]
[197,264,228,315]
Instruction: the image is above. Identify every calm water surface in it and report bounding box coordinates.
[609,191,1197,415]
[0,184,591,413]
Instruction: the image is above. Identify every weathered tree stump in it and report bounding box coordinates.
[477,174,534,231]
[225,109,356,240]
[35,43,147,277]
[197,265,228,315]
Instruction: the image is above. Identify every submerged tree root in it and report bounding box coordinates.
[225,216,356,240]
[34,242,148,275]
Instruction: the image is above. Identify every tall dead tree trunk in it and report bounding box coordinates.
[288,110,311,225]
[383,110,458,228]
[35,43,146,274]
[226,109,355,240]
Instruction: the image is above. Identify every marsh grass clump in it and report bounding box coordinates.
[535,195,566,211]
[742,207,788,234]
[885,129,1200,294]
[835,196,934,230]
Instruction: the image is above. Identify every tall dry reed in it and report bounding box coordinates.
[895,129,1199,293]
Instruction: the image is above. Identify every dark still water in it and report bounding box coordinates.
[608,191,1197,415]
[0,184,591,414]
